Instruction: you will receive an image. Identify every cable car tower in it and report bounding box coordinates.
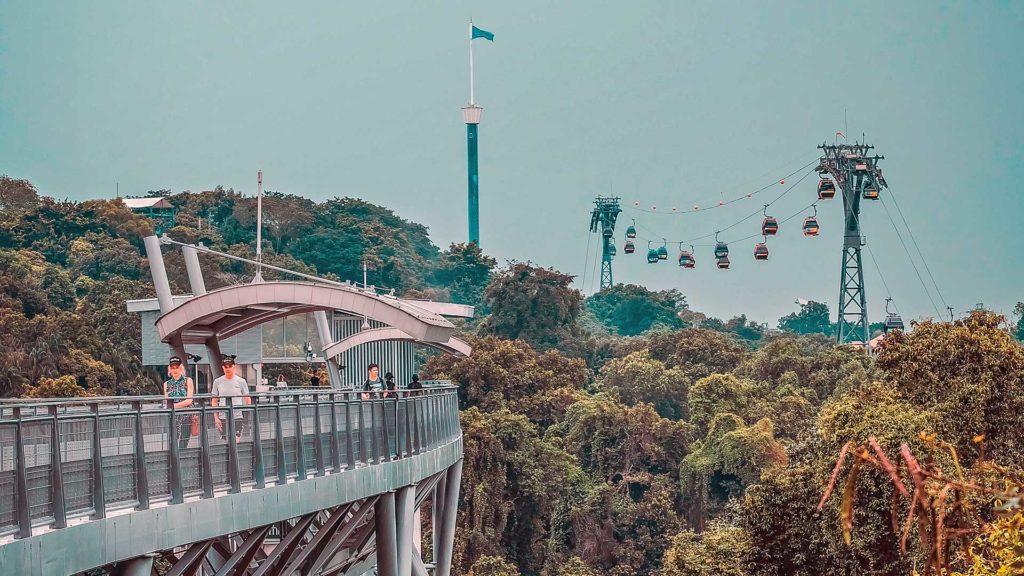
[590,196,622,291]
[816,142,887,344]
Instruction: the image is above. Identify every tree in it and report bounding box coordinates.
[0,175,39,219]
[586,284,686,336]
[423,336,589,429]
[432,242,497,309]
[1014,301,1024,341]
[596,350,690,421]
[778,301,832,336]
[481,263,583,348]
[468,556,521,576]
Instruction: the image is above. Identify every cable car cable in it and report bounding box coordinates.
[877,197,942,318]
[882,192,948,311]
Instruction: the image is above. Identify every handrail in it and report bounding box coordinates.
[0,387,462,540]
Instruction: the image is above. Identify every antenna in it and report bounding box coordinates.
[253,170,264,283]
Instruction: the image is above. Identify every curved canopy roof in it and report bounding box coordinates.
[323,327,472,359]
[155,282,454,345]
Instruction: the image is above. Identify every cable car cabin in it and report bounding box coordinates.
[716,256,730,269]
[817,178,836,199]
[647,249,660,264]
[754,243,769,260]
[657,245,669,260]
[714,242,729,259]
[625,225,637,239]
[624,241,636,254]
[761,216,779,236]
[678,251,695,268]
[863,183,880,200]
[602,226,613,238]
[802,217,820,236]
[609,244,617,256]
[884,313,905,332]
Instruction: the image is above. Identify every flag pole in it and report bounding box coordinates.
[469,19,475,105]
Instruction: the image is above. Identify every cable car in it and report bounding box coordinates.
[883,298,904,332]
[602,225,613,238]
[625,220,637,239]
[716,256,730,269]
[609,243,617,256]
[884,313,905,332]
[863,182,880,200]
[817,178,836,200]
[762,216,778,236]
[678,251,695,268]
[802,217,819,236]
[657,245,669,260]
[646,249,659,264]
[624,240,636,254]
[714,242,729,259]
[754,242,769,260]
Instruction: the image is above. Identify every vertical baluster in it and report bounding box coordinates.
[274,397,286,485]
[91,405,107,519]
[313,394,325,476]
[132,401,150,510]
[344,398,356,470]
[199,401,213,498]
[49,406,67,529]
[14,408,30,538]
[370,398,380,463]
[168,400,183,505]
[252,404,266,489]
[329,393,342,473]
[295,398,308,481]
[381,397,393,462]
[226,402,240,494]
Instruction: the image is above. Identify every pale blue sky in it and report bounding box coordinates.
[2,1,1022,326]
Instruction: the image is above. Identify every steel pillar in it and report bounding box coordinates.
[143,235,174,315]
[432,476,447,564]
[396,486,415,576]
[181,244,207,296]
[600,236,613,289]
[434,460,463,576]
[589,197,621,291]
[376,492,400,576]
[314,311,344,388]
[466,123,480,245]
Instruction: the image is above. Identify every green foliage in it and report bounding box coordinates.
[434,242,497,309]
[468,555,522,576]
[481,263,583,348]
[616,328,747,382]
[586,284,686,336]
[1015,302,1024,341]
[596,350,690,420]
[778,300,832,336]
[659,523,753,576]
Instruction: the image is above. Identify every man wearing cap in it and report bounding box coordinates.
[211,355,251,442]
[163,356,194,450]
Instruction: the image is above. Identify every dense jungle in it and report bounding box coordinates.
[1,175,1022,575]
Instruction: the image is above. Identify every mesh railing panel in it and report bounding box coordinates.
[99,415,136,507]
[141,413,170,500]
[280,406,298,477]
[300,405,316,470]
[257,407,277,482]
[60,418,94,514]
[319,405,334,470]
[384,401,397,459]
[0,424,14,531]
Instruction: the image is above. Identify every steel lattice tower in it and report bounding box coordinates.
[589,197,622,291]
[816,143,887,344]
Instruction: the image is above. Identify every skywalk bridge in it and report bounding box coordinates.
[0,387,464,576]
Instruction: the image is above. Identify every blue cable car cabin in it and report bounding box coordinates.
[714,242,729,259]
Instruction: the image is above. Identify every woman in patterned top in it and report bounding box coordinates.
[163,355,195,450]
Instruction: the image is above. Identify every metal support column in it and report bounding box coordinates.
[376,491,400,576]
[462,105,482,245]
[435,459,463,576]
[118,555,155,576]
[314,311,344,388]
[396,485,415,576]
[181,244,207,296]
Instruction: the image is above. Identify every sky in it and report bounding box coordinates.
[2,1,1022,327]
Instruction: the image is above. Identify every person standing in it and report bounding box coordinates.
[211,355,251,442]
[362,363,384,399]
[407,374,423,396]
[383,371,396,398]
[163,356,194,450]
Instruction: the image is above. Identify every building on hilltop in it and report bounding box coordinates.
[122,196,177,234]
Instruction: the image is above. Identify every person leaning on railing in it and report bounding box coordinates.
[163,355,195,450]
[212,355,251,442]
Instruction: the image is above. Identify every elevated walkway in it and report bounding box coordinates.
[0,387,463,576]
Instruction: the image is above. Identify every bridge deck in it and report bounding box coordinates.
[0,387,462,576]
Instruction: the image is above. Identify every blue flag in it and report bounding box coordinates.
[471,25,494,42]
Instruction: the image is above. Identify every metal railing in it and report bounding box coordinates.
[0,385,461,540]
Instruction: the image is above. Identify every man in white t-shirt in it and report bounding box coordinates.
[211,355,251,442]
